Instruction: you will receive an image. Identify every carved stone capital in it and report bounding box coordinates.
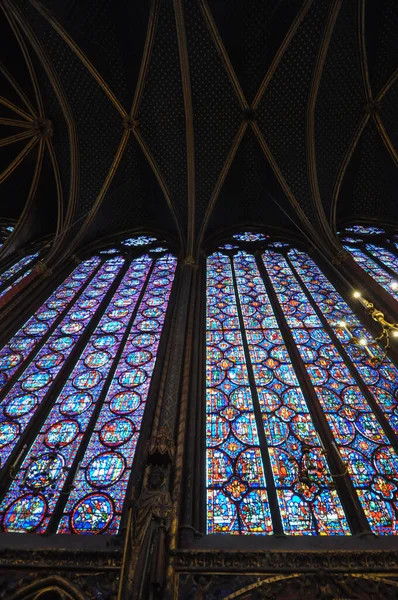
[147,427,175,465]
[332,249,350,264]
[34,261,52,277]
[183,256,196,267]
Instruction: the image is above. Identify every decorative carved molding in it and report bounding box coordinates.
[0,549,121,570]
[173,549,398,573]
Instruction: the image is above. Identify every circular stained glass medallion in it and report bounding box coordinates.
[142,307,162,319]
[86,451,125,487]
[3,493,46,533]
[115,298,133,307]
[70,310,91,321]
[137,319,158,332]
[0,353,22,370]
[0,421,19,447]
[36,309,57,322]
[45,419,79,448]
[146,296,164,307]
[23,322,47,336]
[73,271,90,280]
[36,353,63,370]
[73,370,102,390]
[93,334,117,350]
[110,391,141,415]
[78,298,98,310]
[22,372,52,391]
[92,280,108,289]
[152,277,169,287]
[60,392,92,416]
[71,493,113,534]
[9,337,35,352]
[5,394,36,418]
[47,300,66,310]
[99,418,134,447]
[61,321,84,335]
[56,289,74,299]
[101,321,123,333]
[84,351,110,369]
[126,350,151,367]
[86,289,103,298]
[108,308,128,319]
[26,453,65,489]
[131,333,156,347]
[118,369,147,388]
[49,336,73,352]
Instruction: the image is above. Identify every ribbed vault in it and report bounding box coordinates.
[0,0,397,264]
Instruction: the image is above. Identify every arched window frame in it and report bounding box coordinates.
[0,233,179,539]
[339,225,398,304]
[193,230,398,541]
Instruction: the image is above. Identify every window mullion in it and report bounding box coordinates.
[230,255,284,535]
[286,253,398,456]
[256,252,371,536]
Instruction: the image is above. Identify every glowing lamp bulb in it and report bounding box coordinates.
[393,331,398,338]
[359,338,368,346]
[338,320,347,328]
[391,281,398,290]
[353,291,361,298]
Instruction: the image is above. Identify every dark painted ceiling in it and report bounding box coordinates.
[0,0,397,262]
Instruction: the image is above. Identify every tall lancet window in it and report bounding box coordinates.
[0,236,176,535]
[0,251,41,304]
[339,226,398,302]
[206,233,398,536]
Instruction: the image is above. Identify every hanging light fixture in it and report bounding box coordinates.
[344,292,398,366]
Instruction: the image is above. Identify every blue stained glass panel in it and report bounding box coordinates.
[206,253,272,535]
[233,232,267,242]
[344,226,384,235]
[57,254,176,535]
[0,257,100,391]
[365,244,398,278]
[0,256,151,533]
[263,250,398,535]
[343,246,398,302]
[234,252,349,535]
[0,258,124,472]
[0,252,39,297]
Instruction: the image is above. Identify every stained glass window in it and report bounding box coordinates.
[0,237,176,535]
[340,226,398,302]
[0,252,40,303]
[206,233,398,536]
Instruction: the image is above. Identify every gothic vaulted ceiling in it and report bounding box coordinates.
[0,0,397,261]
